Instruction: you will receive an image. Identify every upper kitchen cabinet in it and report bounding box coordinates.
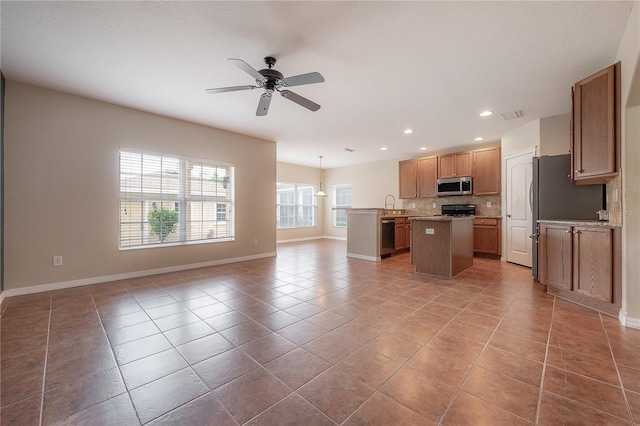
[438,151,472,178]
[571,62,621,184]
[399,159,417,198]
[417,156,438,197]
[472,147,501,195]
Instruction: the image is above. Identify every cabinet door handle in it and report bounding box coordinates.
[575,169,584,174]
[573,230,580,234]
[565,230,571,233]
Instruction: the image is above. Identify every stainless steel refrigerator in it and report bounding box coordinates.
[531,154,605,281]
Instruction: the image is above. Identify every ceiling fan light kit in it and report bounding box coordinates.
[205,56,324,116]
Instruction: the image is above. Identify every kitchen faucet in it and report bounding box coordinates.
[384,194,395,213]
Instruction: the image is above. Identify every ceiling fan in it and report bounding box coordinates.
[205,56,325,116]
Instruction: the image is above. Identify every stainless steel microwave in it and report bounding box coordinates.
[436,176,473,196]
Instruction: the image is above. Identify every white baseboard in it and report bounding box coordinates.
[2,252,277,298]
[277,236,347,244]
[277,237,323,244]
[346,253,380,262]
[619,310,640,329]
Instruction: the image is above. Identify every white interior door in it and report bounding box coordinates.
[505,150,533,267]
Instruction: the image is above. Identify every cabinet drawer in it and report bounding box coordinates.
[473,218,497,226]
[395,217,407,224]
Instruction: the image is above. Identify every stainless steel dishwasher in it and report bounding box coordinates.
[380,218,395,258]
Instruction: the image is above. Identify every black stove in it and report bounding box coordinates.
[441,204,476,217]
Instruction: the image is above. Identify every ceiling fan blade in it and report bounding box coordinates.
[256,92,272,116]
[280,90,320,111]
[228,58,267,83]
[204,85,257,94]
[282,72,325,87]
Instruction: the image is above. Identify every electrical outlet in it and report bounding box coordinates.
[432,202,437,208]
[253,238,258,246]
[486,201,492,208]
[52,256,63,267]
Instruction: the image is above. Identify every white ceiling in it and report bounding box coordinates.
[0,1,634,168]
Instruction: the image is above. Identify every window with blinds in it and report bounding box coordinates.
[333,184,352,227]
[119,150,234,249]
[276,183,317,229]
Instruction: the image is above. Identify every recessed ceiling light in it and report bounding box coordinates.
[474,137,484,141]
[420,147,428,151]
[380,147,388,151]
[480,111,493,117]
[403,129,414,134]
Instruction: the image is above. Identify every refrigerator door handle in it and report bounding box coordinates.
[528,180,534,213]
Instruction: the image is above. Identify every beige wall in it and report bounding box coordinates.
[4,81,276,290]
[616,0,640,322]
[276,162,324,242]
[540,114,571,156]
[323,159,399,239]
[501,120,540,158]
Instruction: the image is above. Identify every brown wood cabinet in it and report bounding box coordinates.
[473,218,501,255]
[438,152,472,178]
[394,217,411,250]
[399,159,417,199]
[539,224,572,291]
[417,156,438,197]
[539,222,621,315]
[473,147,501,195]
[399,147,500,199]
[571,62,620,184]
[573,227,612,302]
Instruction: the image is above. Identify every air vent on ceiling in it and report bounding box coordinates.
[500,110,523,120]
[344,148,355,153]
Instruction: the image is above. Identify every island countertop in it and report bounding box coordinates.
[409,216,473,222]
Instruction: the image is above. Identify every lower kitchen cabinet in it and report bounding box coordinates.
[539,224,572,291]
[539,222,621,315]
[473,218,501,255]
[573,226,613,302]
[394,217,411,250]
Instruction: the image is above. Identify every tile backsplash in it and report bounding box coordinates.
[401,195,502,217]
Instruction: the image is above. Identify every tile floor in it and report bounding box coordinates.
[1,239,639,425]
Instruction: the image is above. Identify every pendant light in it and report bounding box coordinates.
[315,155,327,197]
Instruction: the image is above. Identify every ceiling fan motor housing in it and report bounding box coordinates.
[258,68,284,91]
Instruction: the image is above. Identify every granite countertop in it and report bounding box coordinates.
[538,219,622,228]
[409,216,473,221]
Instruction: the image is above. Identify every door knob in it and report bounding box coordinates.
[506,214,511,218]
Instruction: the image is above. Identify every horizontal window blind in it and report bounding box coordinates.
[119,150,234,248]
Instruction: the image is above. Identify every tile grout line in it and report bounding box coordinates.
[534,296,556,424]
[91,289,144,426]
[600,312,635,424]
[436,275,533,425]
[38,295,53,426]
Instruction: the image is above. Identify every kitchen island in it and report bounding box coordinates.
[410,216,473,278]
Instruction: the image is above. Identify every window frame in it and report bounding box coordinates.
[118,148,235,250]
[333,183,352,228]
[276,182,318,229]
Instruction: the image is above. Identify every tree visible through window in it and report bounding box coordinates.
[119,150,234,248]
[276,183,317,229]
[333,184,352,227]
